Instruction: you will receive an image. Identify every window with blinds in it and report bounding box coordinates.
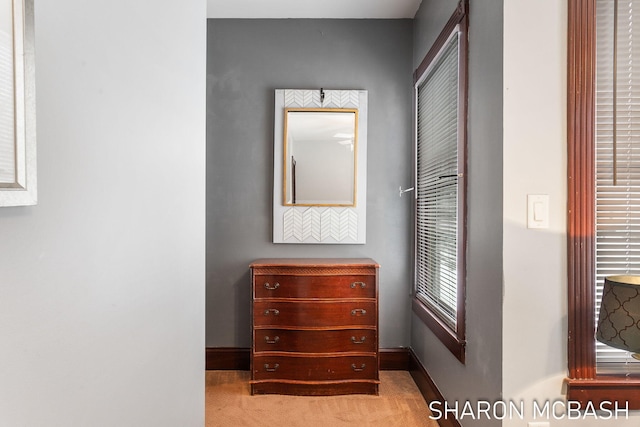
[595,0,640,370]
[414,28,463,332]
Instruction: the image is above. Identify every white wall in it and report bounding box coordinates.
[502,0,638,425]
[0,1,206,426]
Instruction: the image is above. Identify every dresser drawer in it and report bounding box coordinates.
[254,328,377,353]
[254,300,376,328]
[253,355,378,381]
[254,274,376,299]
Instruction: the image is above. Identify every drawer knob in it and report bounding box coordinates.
[265,336,280,344]
[264,363,279,372]
[264,282,280,290]
[351,308,367,316]
[351,336,366,344]
[351,363,366,372]
[351,281,367,289]
[263,309,280,316]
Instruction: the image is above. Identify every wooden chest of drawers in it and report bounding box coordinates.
[250,258,379,396]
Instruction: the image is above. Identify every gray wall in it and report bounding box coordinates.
[410,1,504,427]
[207,19,414,348]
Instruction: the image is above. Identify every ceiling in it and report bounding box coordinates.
[206,0,422,19]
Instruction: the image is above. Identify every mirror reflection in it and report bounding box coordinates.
[283,108,358,206]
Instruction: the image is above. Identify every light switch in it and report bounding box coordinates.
[533,201,544,221]
[527,194,549,229]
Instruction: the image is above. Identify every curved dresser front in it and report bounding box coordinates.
[250,258,379,396]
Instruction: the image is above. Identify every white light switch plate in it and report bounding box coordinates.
[527,422,550,427]
[527,194,549,229]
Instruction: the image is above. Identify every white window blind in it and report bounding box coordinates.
[415,29,460,331]
[595,0,640,370]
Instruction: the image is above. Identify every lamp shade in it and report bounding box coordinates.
[596,275,640,354]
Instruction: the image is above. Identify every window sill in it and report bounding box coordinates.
[565,376,640,409]
[412,297,465,363]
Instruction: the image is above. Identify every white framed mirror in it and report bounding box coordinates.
[273,89,368,244]
[283,108,358,206]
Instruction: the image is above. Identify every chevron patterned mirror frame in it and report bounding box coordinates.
[272,89,368,244]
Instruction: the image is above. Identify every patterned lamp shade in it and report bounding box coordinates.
[596,275,640,358]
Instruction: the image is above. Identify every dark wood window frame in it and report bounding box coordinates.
[566,0,640,408]
[412,0,468,364]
